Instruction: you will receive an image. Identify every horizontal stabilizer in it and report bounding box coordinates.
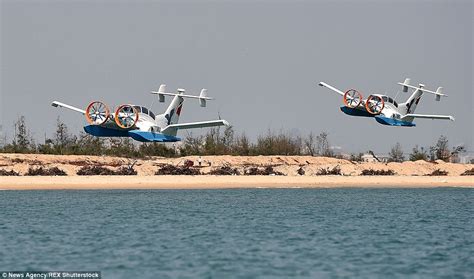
[397,82,447,100]
[151,85,214,107]
[402,114,455,121]
[51,101,85,114]
[161,119,230,135]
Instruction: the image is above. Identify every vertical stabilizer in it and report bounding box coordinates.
[401,84,424,114]
[163,94,184,126]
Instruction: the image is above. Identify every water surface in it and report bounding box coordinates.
[1,188,473,278]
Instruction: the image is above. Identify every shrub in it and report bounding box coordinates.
[0,169,20,176]
[360,169,395,176]
[461,168,474,176]
[77,166,115,175]
[425,169,448,176]
[209,166,240,175]
[26,166,67,176]
[155,164,201,175]
[244,166,284,176]
[316,166,341,175]
[115,166,138,175]
[297,167,305,176]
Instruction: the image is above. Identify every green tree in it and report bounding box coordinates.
[434,135,450,162]
[388,142,404,162]
[12,116,34,153]
[409,145,429,161]
[316,132,333,157]
[304,132,316,156]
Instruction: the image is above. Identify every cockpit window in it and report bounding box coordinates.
[149,111,155,119]
[382,96,388,102]
[142,107,149,114]
[393,101,398,107]
[133,106,141,113]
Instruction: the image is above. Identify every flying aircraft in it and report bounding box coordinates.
[51,84,229,142]
[318,78,455,127]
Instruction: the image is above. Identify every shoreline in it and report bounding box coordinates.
[0,175,472,190]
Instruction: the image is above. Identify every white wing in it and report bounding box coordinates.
[402,114,455,121]
[51,101,85,114]
[318,82,344,96]
[161,120,230,135]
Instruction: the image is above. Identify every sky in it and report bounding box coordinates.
[1,0,472,153]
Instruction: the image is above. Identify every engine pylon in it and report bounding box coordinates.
[365,95,384,115]
[114,104,139,129]
[343,89,363,108]
[85,101,110,125]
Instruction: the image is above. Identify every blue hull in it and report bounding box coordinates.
[84,125,181,142]
[340,106,374,118]
[374,116,416,127]
[340,106,415,127]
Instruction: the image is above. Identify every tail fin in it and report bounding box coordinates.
[158,84,166,102]
[401,84,423,114]
[162,93,184,126]
[435,87,443,101]
[401,78,411,92]
[199,89,208,107]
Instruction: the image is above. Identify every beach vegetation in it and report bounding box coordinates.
[244,166,284,176]
[77,165,115,175]
[460,168,474,176]
[315,165,341,175]
[155,164,201,175]
[209,165,240,175]
[360,169,395,175]
[409,145,429,161]
[425,169,448,176]
[388,142,404,162]
[0,169,20,176]
[26,166,67,176]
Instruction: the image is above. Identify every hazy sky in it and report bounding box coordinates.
[1,0,472,153]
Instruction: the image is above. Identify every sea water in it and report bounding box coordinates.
[0,188,473,278]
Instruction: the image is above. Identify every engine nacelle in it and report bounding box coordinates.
[343,89,363,108]
[365,95,385,115]
[114,104,139,129]
[85,101,110,125]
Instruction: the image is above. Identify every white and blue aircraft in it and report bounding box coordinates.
[318,78,455,127]
[52,84,229,142]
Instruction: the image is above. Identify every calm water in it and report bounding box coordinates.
[0,188,473,278]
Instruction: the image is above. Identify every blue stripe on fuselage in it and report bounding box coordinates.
[374,116,416,127]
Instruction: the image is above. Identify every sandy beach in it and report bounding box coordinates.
[0,175,472,190]
[0,153,472,189]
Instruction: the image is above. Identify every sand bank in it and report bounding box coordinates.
[1,153,473,176]
[0,175,472,190]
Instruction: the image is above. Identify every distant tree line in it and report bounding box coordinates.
[387,136,466,163]
[0,116,334,158]
[0,116,466,162]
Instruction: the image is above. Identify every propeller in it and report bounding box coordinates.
[365,95,385,115]
[343,89,363,108]
[114,104,139,129]
[85,101,110,125]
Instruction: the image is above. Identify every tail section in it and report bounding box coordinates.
[397,79,448,115]
[401,85,423,114]
[155,92,185,131]
[163,93,184,125]
[151,84,217,135]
